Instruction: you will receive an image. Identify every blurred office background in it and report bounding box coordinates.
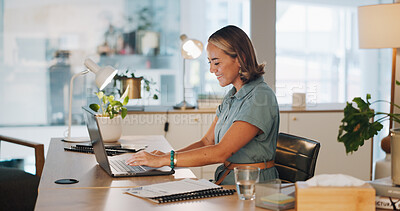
[0,0,392,173]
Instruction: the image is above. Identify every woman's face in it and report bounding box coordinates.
[207,43,242,89]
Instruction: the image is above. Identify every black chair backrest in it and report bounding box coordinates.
[275,132,320,183]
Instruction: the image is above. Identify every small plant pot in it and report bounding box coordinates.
[121,77,142,99]
[96,115,122,143]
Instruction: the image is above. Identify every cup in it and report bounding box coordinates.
[234,166,260,200]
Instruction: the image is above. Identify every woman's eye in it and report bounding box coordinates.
[214,62,220,66]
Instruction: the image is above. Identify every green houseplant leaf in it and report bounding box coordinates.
[338,96,382,154]
[89,104,100,112]
[338,87,400,154]
[89,90,129,119]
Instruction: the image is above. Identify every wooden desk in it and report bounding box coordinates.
[36,135,271,211]
[38,136,195,190]
[36,135,282,211]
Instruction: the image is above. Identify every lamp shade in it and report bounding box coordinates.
[358,3,400,49]
[84,58,118,90]
[180,34,203,59]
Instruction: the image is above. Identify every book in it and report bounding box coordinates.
[261,192,295,204]
[255,182,295,210]
[376,195,400,210]
[368,177,400,198]
[125,178,236,203]
[260,192,295,210]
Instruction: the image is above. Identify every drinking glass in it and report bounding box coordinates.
[234,166,260,200]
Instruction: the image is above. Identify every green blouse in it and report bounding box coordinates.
[214,76,280,185]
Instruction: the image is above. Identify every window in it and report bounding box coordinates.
[276,0,391,104]
[0,0,180,126]
[276,0,393,166]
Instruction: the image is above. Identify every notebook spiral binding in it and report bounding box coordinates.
[64,145,122,156]
[150,188,236,203]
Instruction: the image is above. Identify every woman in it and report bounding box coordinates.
[127,25,280,185]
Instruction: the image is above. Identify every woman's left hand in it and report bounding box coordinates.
[125,151,166,168]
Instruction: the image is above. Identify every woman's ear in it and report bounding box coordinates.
[236,53,245,67]
[235,57,241,68]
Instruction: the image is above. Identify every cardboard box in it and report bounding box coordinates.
[295,182,375,211]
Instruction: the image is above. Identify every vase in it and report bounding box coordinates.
[391,128,400,185]
[121,77,142,99]
[96,115,122,143]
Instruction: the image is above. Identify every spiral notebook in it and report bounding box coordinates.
[125,178,236,203]
[64,144,146,156]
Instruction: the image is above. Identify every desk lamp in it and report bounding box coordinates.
[358,2,400,183]
[173,34,203,110]
[63,58,118,142]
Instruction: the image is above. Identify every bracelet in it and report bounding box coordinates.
[173,152,177,167]
[170,150,175,169]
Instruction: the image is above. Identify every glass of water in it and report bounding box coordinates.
[234,166,260,200]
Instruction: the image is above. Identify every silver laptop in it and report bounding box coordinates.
[82,106,175,177]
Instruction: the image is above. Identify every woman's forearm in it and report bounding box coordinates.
[175,144,226,167]
[176,139,207,153]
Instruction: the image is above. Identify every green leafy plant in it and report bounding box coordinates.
[137,8,153,31]
[338,80,400,154]
[142,77,159,100]
[89,91,129,119]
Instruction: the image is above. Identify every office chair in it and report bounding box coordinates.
[0,135,45,211]
[275,132,320,183]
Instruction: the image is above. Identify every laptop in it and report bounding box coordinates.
[82,106,175,177]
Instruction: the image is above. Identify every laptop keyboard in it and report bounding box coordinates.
[110,160,147,173]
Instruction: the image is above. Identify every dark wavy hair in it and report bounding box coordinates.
[208,25,265,84]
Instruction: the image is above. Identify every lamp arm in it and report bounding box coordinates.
[182,58,186,103]
[390,48,397,129]
[66,69,90,140]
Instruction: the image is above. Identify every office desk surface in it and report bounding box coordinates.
[38,135,195,190]
[35,185,271,211]
[36,135,287,211]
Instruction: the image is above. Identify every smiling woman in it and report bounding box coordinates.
[126,25,280,185]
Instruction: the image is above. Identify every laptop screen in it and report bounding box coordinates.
[82,106,112,174]
[82,106,175,177]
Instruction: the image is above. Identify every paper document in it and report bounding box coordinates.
[126,178,221,198]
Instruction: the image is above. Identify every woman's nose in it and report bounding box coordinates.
[209,65,216,73]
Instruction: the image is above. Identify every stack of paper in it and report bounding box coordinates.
[125,178,235,203]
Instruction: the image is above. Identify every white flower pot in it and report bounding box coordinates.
[96,115,122,143]
[391,128,400,185]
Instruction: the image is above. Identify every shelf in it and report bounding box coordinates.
[99,54,179,70]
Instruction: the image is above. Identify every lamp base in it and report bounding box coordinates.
[62,137,90,143]
[391,128,400,185]
[173,101,195,110]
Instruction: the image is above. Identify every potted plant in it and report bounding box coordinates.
[89,90,129,142]
[337,81,400,154]
[114,69,159,100]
